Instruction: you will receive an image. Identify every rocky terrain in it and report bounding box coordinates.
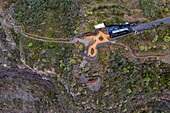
[0,0,170,112]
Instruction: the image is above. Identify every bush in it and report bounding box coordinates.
[161,45,168,50]
[74,30,78,35]
[144,46,148,51]
[78,45,84,51]
[28,42,33,47]
[126,88,132,93]
[139,46,145,50]
[152,24,156,28]
[152,45,157,49]
[93,21,98,25]
[84,67,90,72]
[152,35,159,43]
[87,11,93,15]
[71,59,76,64]
[117,11,124,16]
[92,72,99,76]
[164,8,169,13]
[160,22,164,25]
[163,36,170,42]
[139,46,148,51]
[143,77,151,82]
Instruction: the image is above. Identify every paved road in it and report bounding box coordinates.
[133,17,170,32]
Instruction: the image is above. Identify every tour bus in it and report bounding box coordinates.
[94,22,136,38]
[108,27,133,38]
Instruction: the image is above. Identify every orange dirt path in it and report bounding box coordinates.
[86,31,110,57]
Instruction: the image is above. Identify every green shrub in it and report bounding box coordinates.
[84,67,90,72]
[85,74,89,77]
[74,30,78,34]
[143,77,151,82]
[126,88,132,93]
[92,72,99,76]
[160,22,164,25]
[93,21,98,25]
[71,59,77,64]
[139,46,145,50]
[139,46,148,51]
[152,45,157,49]
[161,45,168,50]
[87,11,93,15]
[152,24,156,28]
[152,35,159,43]
[78,45,84,51]
[28,42,33,47]
[144,46,148,51]
[164,8,169,13]
[42,59,47,62]
[163,36,170,42]
[78,87,83,91]
[56,74,61,78]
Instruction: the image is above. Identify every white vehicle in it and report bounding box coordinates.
[124,22,129,24]
[94,23,106,29]
[112,28,129,34]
